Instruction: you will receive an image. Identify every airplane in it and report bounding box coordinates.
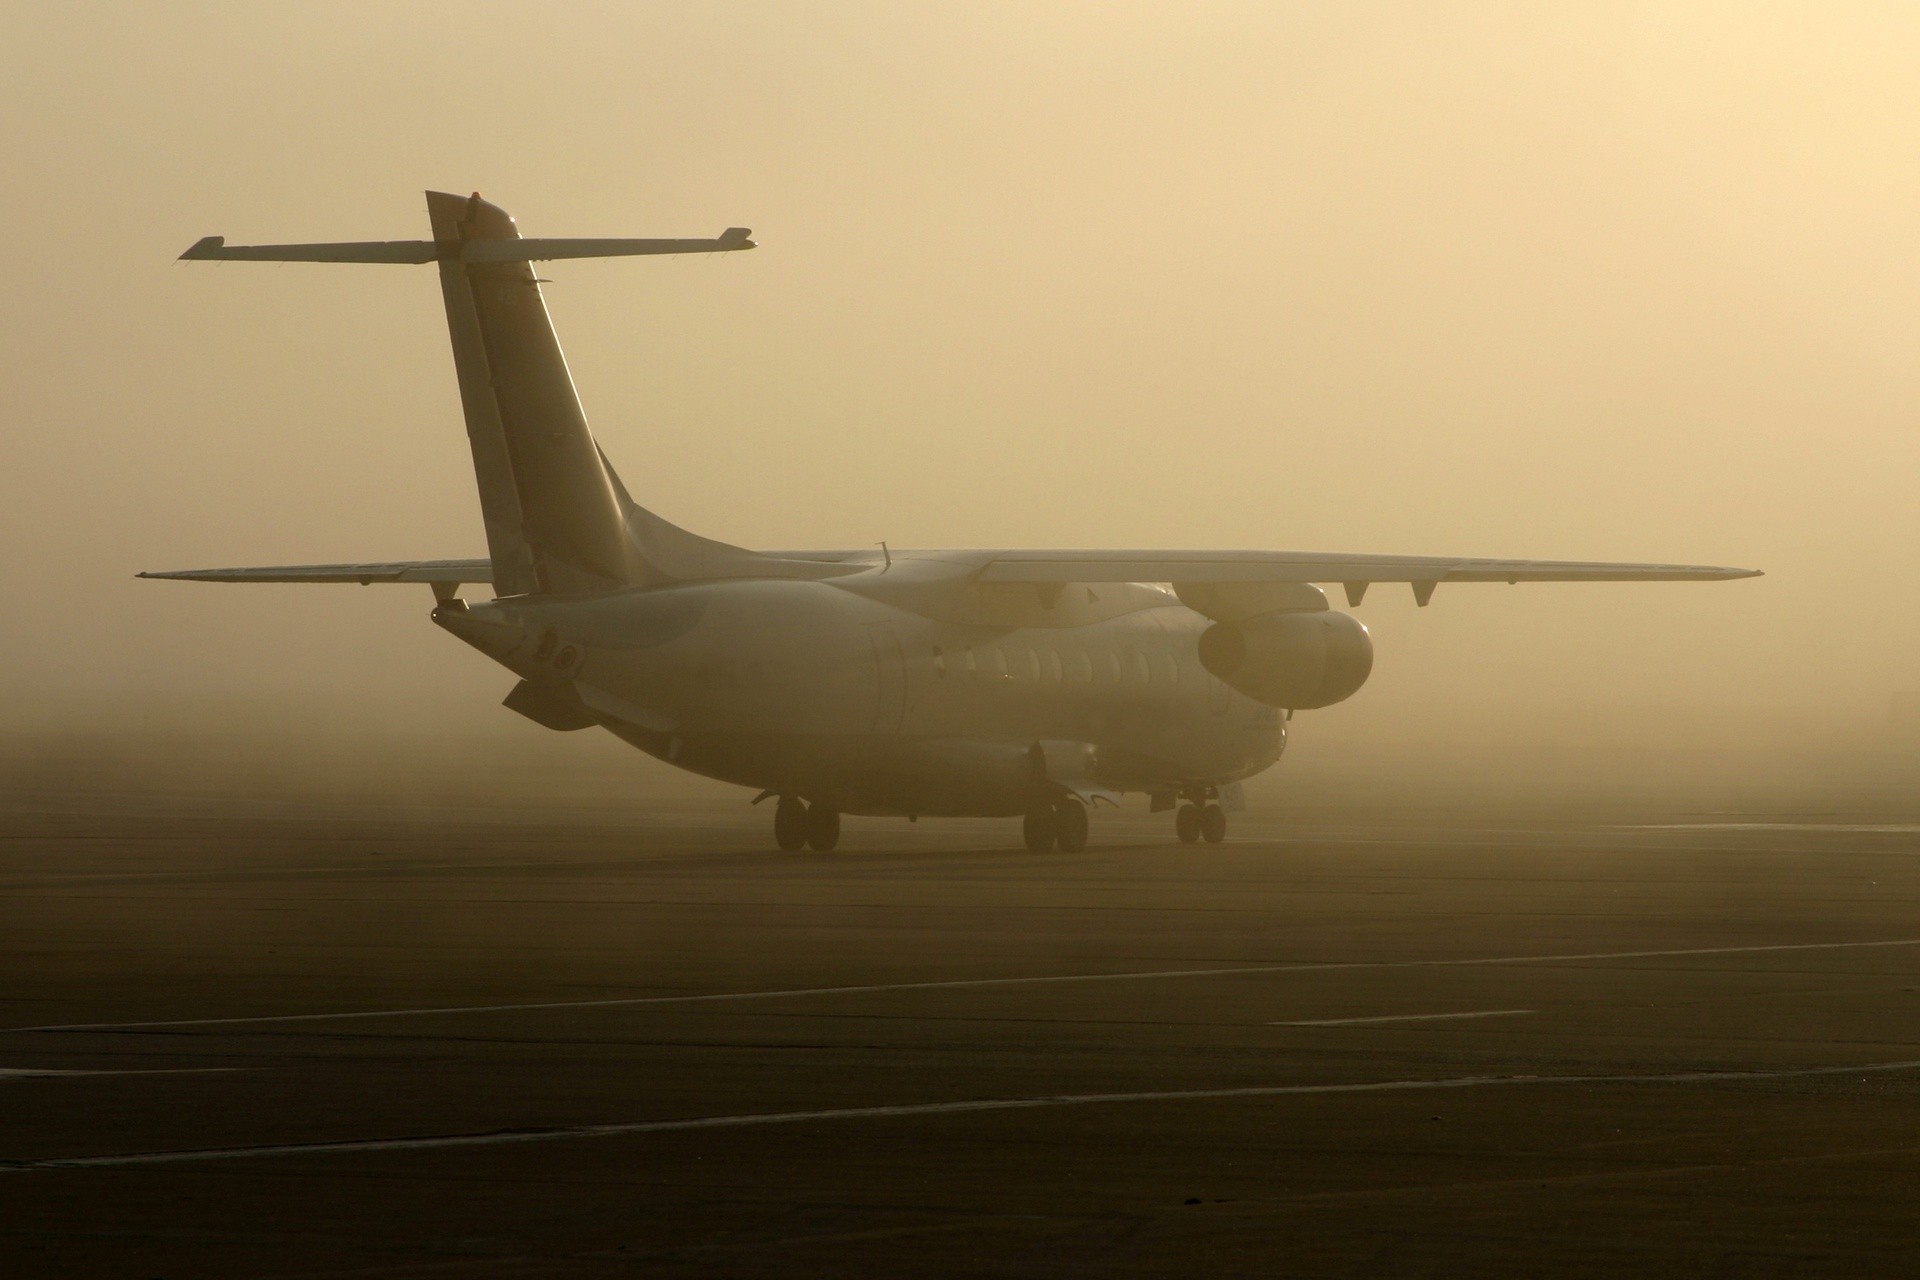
[144,192,1760,853]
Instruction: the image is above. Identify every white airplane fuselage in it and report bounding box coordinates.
[436,568,1294,817]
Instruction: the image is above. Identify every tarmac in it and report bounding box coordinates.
[5,797,1920,1277]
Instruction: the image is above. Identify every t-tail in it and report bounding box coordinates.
[160,191,801,597]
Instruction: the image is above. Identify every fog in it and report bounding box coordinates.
[4,3,1918,814]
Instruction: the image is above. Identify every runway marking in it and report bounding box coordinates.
[1627,823,1920,833]
[8,1057,1920,1172]
[1269,1009,1534,1027]
[0,1067,238,1079]
[11,936,1920,1035]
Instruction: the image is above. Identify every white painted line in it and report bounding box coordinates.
[1627,823,1920,833]
[10,1058,1920,1172]
[0,1067,238,1079]
[12,937,1920,1035]
[1270,1009,1534,1027]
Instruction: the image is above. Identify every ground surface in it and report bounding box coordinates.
[5,797,1920,1277]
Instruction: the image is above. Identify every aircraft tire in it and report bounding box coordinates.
[1022,807,1058,852]
[1054,797,1089,853]
[1200,803,1227,844]
[1175,803,1202,844]
[773,797,809,851]
[805,803,841,852]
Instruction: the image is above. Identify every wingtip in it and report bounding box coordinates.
[179,235,224,261]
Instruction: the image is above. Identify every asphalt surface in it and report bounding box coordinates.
[5,799,1920,1277]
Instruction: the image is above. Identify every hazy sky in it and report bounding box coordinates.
[4,2,1917,765]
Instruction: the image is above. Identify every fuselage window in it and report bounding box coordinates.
[1025,648,1042,681]
[932,646,946,678]
[990,647,1009,679]
[1161,652,1180,685]
[963,647,977,677]
[1070,650,1091,683]
[1133,649,1150,683]
[1044,649,1063,683]
[1104,650,1122,683]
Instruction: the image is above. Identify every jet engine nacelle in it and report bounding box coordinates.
[1197,609,1373,710]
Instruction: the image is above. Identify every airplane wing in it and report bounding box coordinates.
[968,551,1760,584]
[136,551,1760,608]
[755,548,1760,583]
[137,559,492,585]
[965,550,1758,607]
[744,548,1759,607]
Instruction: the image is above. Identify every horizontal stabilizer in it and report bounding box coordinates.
[180,232,754,264]
[138,559,491,585]
[180,237,435,263]
[468,232,755,261]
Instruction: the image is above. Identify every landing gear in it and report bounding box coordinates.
[773,796,809,851]
[1022,806,1057,852]
[771,796,837,852]
[805,802,841,852]
[1022,796,1092,852]
[1054,797,1089,853]
[1174,793,1228,845]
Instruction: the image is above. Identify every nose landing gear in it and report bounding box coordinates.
[1174,791,1228,845]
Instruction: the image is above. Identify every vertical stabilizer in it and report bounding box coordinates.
[427,192,630,595]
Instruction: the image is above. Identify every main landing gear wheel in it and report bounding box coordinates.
[1175,803,1201,844]
[805,803,841,852]
[1054,797,1089,853]
[1022,806,1058,852]
[1199,803,1227,844]
[773,797,808,851]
